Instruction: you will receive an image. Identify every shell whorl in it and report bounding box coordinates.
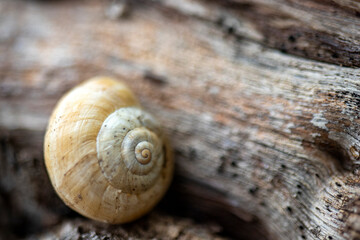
[96,107,164,194]
[44,77,174,224]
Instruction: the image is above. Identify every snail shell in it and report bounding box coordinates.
[44,77,173,224]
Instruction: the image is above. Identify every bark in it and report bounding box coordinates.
[1,0,360,239]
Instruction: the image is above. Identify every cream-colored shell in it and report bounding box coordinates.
[44,77,173,224]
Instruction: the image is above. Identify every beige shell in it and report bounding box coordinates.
[44,77,173,224]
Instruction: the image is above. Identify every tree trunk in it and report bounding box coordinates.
[1,0,360,239]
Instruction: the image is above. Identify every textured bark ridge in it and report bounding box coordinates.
[1,0,360,239]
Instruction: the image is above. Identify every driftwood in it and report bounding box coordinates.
[29,213,226,240]
[1,0,360,239]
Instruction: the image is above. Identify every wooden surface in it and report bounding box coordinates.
[1,0,360,239]
[29,212,226,240]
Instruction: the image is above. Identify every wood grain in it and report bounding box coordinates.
[1,0,360,239]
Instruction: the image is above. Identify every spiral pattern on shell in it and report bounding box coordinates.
[44,77,173,224]
[97,107,164,194]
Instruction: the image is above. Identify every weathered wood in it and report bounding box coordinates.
[28,213,226,240]
[1,0,360,239]
[164,0,360,67]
